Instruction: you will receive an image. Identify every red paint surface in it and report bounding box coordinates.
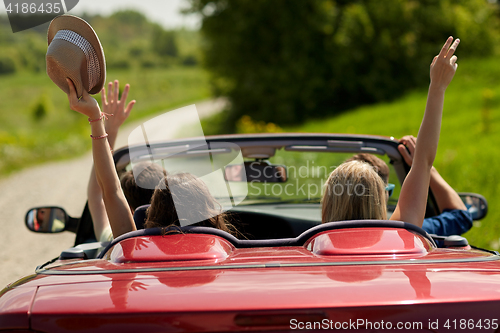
[110,234,234,263]
[3,228,500,332]
[0,284,36,330]
[306,228,431,256]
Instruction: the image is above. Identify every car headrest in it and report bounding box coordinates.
[97,220,436,258]
[133,204,149,230]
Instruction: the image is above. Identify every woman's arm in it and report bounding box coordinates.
[390,37,459,227]
[67,79,136,238]
[397,135,466,212]
[87,80,136,241]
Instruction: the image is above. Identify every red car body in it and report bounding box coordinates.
[1,134,497,332]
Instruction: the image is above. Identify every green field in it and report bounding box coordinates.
[285,57,500,250]
[0,66,210,175]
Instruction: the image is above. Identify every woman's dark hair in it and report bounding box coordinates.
[144,173,237,236]
[346,153,390,184]
[120,162,166,210]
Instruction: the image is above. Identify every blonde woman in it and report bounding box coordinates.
[322,37,460,228]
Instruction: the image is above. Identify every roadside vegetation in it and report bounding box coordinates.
[0,67,209,175]
[189,0,499,129]
[0,11,209,176]
[1,3,499,249]
[204,56,500,250]
[281,56,500,250]
[191,0,500,250]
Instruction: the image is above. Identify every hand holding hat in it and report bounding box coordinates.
[66,78,101,120]
[46,15,106,98]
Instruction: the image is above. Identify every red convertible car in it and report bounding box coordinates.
[0,133,497,333]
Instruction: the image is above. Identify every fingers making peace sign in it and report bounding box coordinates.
[430,36,460,90]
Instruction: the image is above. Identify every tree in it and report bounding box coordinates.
[189,0,500,128]
[153,27,179,58]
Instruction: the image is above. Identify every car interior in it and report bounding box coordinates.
[24,135,490,259]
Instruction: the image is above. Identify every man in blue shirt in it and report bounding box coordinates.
[349,135,472,236]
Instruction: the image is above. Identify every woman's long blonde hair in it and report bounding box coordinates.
[321,160,387,223]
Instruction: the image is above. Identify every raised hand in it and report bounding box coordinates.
[389,37,461,228]
[134,238,150,251]
[398,135,417,166]
[430,37,460,91]
[129,281,148,292]
[101,80,136,133]
[66,78,101,119]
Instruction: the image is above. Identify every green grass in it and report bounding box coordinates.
[284,56,500,250]
[0,66,210,176]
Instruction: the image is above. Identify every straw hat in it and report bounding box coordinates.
[46,15,106,98]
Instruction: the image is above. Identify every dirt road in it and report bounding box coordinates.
[0,99,226,288]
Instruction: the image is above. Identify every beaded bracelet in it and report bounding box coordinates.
[90,133,109,140]
[88,112,113,123]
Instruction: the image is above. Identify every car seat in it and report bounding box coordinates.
[133,204,149,230]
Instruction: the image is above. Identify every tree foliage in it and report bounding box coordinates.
[0,11,200,74]
[189,0,500,127]
[153,27,179,58]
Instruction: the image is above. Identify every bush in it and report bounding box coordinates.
[182,55,198,66]
[236,115,283,134]
[140,54,163,68]
[0,54,16,75]
[107,56,131,70]
[152,27,179,58]
[32,94,51,122]
[188,0,500,128]
[20,33,47,73]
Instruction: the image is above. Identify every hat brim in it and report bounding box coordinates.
[47,15,105,95]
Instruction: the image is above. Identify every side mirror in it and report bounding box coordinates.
[225,161,287,183]
[25,207,79,233]
[458,193,488,221]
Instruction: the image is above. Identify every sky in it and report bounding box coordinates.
[70,0,200,29]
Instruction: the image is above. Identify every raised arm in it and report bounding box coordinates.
[397,135,466,213]
[390,37,460,227]
[87,80,136,241]
[67,78,136,238]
